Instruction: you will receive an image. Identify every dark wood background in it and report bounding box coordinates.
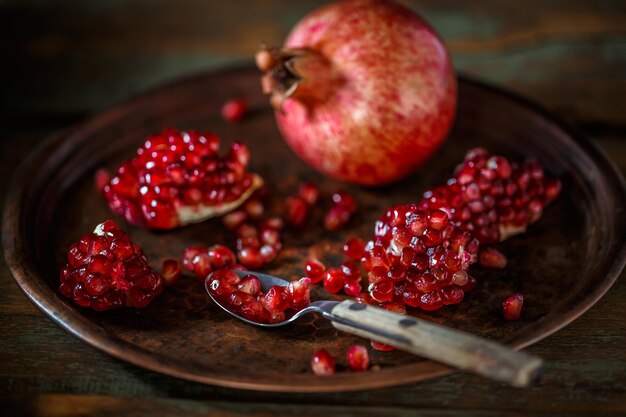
[1,1,625,416]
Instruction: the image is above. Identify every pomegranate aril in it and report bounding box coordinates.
[192,253,212,281]
[207,245,236,269]
[479,247,508,269]
[238,275,261,296]
[311,349,336,376]
[237,247,264,269]
[305,259,326,283]
[221,98,248,122]
[285,196,309,227]
[354,292,375,305]
[244,199,264,218]
[331,190,357,214]
[324,268,346,294]
[324,206,351,231]
[502,293,524,320]
[343,238,366,261]
[288,277,311,310]
[161,259,181,286]
[95,169,110,193]
[343,280,362,297]
[346,345,370,371]
[261,286,290,314]
[370,279,394,302]
[370,340,396,352]
[298,182,320,205]
[223,210,247,230]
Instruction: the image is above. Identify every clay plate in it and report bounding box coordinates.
[4,67,626,392]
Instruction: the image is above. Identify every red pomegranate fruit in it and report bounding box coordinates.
[99,128,263,229]
[59,220,163,311]
[256,0,456,185]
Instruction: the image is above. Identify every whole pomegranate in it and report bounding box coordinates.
[256,0,456,185]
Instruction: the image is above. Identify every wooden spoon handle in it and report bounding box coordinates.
[330,300,542,387]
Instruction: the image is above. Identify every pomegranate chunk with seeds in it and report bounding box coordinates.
[502,293,524,320]
[311,349,336,376]
[419,148,561,244]
[346,345,370,372]
[100,128,263,229]
[181,244,236,281]
[59,220,163,311]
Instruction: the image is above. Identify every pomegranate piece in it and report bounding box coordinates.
[502,293,524,320]
[420,148,561,244]
[221,98,248,122]
[100,128,263,229]
[479,247,508,269]
[311,349,336,376]
[346,345,370,371]
[161,259,181,286]
[59,220,163,311]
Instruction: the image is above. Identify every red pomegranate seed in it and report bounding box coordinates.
[298,182,320,206]
[324,268,346,294]
[207,245,236,269]
[221,98,248,122]
[237,247,264,269]
[346,345,370,372]
[261,286,290,314]
[354,292,375,305]
[94,169,110,193]
[340,261,360,280]
[285,196,309,227]
[223,210,247,230]
[238,275,261,296]
[324,206,351,231]
[305,259,326,284]
[161,259,180,286]
[288,277,311,310]
[192,253,212,281]
[479,247,508,269]
[244,199,264,218]
[370,340,396,352]
[370,279,394,302]
[343,280,362,297]
[502,293,524,320]
[59,220,163,311]
[331,190,358,214]
[343,238,366,260]
[311,349,336,376]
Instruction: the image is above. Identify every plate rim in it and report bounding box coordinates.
[3,68,626,392]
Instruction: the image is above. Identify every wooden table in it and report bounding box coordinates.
[1,1,625,415]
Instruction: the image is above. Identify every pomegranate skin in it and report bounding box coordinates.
[268,0,456,185]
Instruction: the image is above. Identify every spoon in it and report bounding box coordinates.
[205,269,543,387]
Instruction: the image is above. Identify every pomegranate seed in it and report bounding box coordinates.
[192,253,213,281]
[207,245,236,269]
[502,293,524,320]
[354,292,374,305]
[59,221,163,310]
[261,286,290,314]
[479,247,508,269]
[244,199,264,218]
[94,169,110,193]
[370,340,396,352]
[285,196,309,227]
[221,98,248,122]
[324,206,351,231]
[161,259,180,286]
[305,259,326,284]
[237,247,264,269]
[331,190,358,214]
[223,210,247,230]
[346,345,370,371]
[288,277,311,310]
[238,275,261,296]
[343,280,362,297]
[324,268,346,294]
[298,182,320,205]
[343,238,366,260]
[311,349,336,376]
[370,279,394,302]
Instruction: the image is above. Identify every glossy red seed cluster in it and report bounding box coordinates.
[181,244,239,281]
[59,220,163,311]
[304,258,363,297]
[419,148,561,244]
[101,128,259,229]
[223,196,284,268]
[324,190,358,231]
[361,204,478,311]
[206,270,311,323]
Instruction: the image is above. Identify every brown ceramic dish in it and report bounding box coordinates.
[3,67,626,392]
